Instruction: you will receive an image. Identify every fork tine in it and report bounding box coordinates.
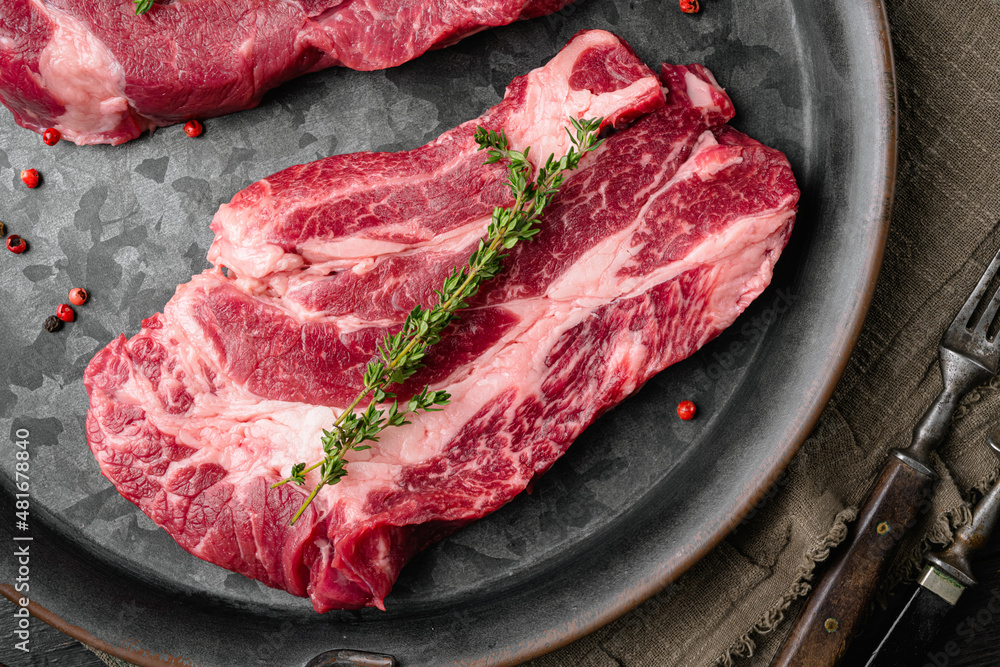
[954,246,1000,332]
[976,289,1000,337]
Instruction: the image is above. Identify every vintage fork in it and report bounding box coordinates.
[772,245,1000,667]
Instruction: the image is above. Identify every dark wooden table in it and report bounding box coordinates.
[3,524,1000,667]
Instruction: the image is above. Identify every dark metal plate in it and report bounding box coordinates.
[0,0,895,665]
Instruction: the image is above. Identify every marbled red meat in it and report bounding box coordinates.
[83,30,799,611]
[0,0,574,145]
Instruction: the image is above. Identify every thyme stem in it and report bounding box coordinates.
[274,116,604,525]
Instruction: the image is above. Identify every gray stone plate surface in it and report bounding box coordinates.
[0,1,895,665]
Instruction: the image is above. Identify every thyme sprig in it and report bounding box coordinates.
[274,116,604,525]
[133,0,154,15]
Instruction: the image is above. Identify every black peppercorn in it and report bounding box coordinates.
[44,315,62,332]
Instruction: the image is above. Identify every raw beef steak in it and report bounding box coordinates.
[0,0,573,145]
[84,30,800,612]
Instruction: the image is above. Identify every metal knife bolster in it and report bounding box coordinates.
[917,564,967,605]
[891,450,936,479]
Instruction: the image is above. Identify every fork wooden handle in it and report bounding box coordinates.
[771,453,936,667]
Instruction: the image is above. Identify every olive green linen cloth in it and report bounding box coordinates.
[527,0,1000,665]
[85,1,1000,666]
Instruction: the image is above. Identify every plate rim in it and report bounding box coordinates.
[0,1,898,664]
[515,0,900,662]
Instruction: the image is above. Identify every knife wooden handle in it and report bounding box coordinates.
[771,453,936,667]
